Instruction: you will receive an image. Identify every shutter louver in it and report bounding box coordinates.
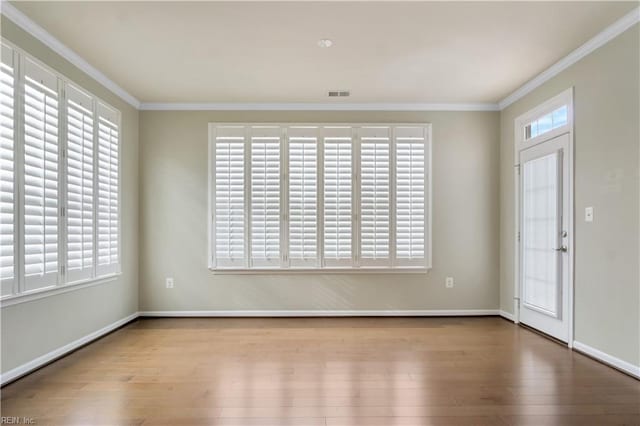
[359,127,390,266]
[1,44,15,296]
[395,127,427,266]
[66,85,94,281]
[22,58,59,291]
[96,103,119,275]
[214,127,246,268]
[288,127,318,267]
[323,127,352,267]
[250,127,281,267]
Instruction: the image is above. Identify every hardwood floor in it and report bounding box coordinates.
[1,317,639,425]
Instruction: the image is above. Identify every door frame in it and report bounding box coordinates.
[513,87,575,347]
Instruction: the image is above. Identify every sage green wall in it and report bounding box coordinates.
[499,24,639,366]
[139,111,500,312]
[0,18,139,374]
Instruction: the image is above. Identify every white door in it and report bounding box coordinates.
[519,133,570,342]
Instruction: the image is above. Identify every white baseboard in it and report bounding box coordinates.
[499,310,516,322]
[573,340,640,379]
[138,309,500,317]
[0,312,139,386]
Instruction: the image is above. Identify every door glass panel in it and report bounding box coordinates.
[522,152,560,316]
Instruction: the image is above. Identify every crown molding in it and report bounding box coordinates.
[0,1,141,109]
[499,6,640,110]
[139,102,500,111]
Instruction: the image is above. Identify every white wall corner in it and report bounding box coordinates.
[573,340,640,380]
[0,1,141,109]
[0,312,139,386]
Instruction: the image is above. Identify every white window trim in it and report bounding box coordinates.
[0,39,122,307]
[208,122,432,273]
[515,88,574,152]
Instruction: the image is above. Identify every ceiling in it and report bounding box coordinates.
[7,1,637,104]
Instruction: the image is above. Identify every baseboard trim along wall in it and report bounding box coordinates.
[499,310,516,322]
[138,309,501,317]
[0,312,139,386]
[573,341,640,379]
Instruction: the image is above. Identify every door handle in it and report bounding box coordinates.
[555,246,568,252]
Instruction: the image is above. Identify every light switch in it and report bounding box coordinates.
[585,207,594,222]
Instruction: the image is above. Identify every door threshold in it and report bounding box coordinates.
[518,322,569,347]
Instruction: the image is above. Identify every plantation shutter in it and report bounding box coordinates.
[65,85,94,281]
[395,126,427,267]
[1,44,16,296]
[287,127,318,267]
[323,127,353,267]
[96,103,120,275]
[249,126,281,267]
[359,126,390,266]
[213,126,246,268]
[22,58,60,291]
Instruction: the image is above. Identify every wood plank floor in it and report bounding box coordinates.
[1,317,639,425]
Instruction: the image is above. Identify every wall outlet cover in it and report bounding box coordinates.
[585,207,594,222]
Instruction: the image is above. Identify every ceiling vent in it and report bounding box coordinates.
[328,90,350,97]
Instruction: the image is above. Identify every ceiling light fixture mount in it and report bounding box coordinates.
[317,39,333,48]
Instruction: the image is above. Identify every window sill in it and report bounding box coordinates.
[0,273,121,308]
[209,267,431,275]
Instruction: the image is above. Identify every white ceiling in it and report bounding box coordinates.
[8,1,637,104]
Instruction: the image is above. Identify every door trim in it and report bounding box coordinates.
[513,88,575,347]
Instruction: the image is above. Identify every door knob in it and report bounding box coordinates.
[555,246,568,252]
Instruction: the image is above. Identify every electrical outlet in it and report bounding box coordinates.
[445,277,454,288]
[166,277,174,289]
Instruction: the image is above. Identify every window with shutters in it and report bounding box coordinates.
[212,126,245,268]
[23,57,60,292]
[65,84,94,282]
[1,44,16,296]
[359,127,390,267]
[0,41,121,303]
[250,127,281,268]
[209,123,431,272]
[394,127,428,266]
[323,127,353,267]
[96,102,120,276]
[287,127,318,267]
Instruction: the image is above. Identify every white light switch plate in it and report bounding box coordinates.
[166,277,174,288]
[585,207,594,222]
[445,277,454,288]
